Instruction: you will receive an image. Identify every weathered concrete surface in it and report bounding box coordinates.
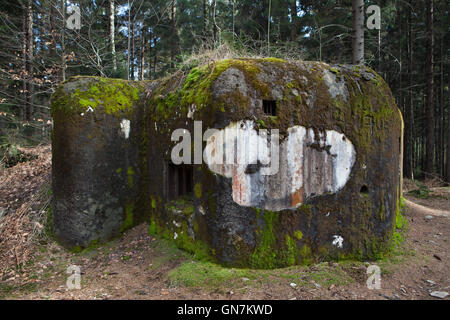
[51,77,144,249]
[51,59,403,267]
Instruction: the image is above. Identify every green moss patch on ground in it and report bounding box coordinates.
[168,258,357,291]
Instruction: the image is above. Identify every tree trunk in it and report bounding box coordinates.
[22,4,27,121]
[109,0,116,72]
[49,2,58,59]
[212,0,217,44]
[404,1,414,179]
[352,0,364,65]
[170,0,177,69]
[148,34,152,79]
[130,19,135,79]
[23,0,33,121]
[425,0,435,178]
[127,0,131,80]
[203,0,207,39]
[446,74,450,182]
[290,0,298,41]
[439,38,444,178]
[61,0,66,82]
[139,26,145,81]
[422,93,426,175]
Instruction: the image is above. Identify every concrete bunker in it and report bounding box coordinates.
[51,58,403,268]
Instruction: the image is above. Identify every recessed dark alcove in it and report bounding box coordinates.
[167,162,193,200]
[263,100,277,116]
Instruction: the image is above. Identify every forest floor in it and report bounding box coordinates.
[0,146,449,300]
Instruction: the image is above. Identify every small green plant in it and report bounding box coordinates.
[0,143,36,168]
[168,259,355,291]
[168,261,256,289]
[407,182,431,199]
[0,281,38,299]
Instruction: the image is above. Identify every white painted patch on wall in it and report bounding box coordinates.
[173,220,181,228]
[80,106,94,116]
[332,235,344,248]
[203,121,275,179]
[204,120,356,211]
[187,104,197,119]
[120,119,131,139]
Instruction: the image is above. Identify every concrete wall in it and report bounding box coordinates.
[51,59,403,267]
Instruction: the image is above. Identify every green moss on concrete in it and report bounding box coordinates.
[247,202,323,268]
[148,220,157,236]
[149,58,275,122]
[282,235,298,266]
[69,239,102,254]
[148,200,214,262]
[208,191,216,217]
[51,76,141,118]
[183,204,194,216]
[329,67,340,75]
[120,203,134,232]
[250,210,278,269]
[299,244,312,265]
[379,191,386,221]
[194,183,202,199]
[294,230,303,240]
[173,229,212,261]
[395,196,407,230]
[249,209,310,269]
[389,196,408,254]
[262,57,286,63]
[127,166,135,188]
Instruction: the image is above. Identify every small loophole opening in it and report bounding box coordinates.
[360,185,369,195]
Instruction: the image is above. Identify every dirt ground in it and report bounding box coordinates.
[0,146,449,300]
